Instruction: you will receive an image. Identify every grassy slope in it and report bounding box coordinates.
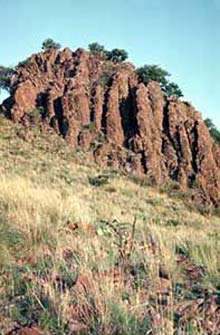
[0,116,219,335]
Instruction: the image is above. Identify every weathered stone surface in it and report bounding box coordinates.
[1,48,220,206]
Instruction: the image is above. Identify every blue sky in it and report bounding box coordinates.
[0,0,219,127]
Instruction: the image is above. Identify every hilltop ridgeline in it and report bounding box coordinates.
[1,47,220,206]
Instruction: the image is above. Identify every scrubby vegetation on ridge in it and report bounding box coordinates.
[0,117,219,334]
[1,38,220,136]
[0,66,15,93]
[205,118,220,144]
[88,42,128,63]
[0,39,183,99]
[136,64,183,98]
[88,42,183,97]
[42,38,61,51]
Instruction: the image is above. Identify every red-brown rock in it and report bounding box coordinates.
[1,48,220,206]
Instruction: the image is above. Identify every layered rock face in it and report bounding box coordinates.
[2,48,220,206]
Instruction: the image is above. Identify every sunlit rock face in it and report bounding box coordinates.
[1,48,220,206]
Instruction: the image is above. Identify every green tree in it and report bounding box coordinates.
[204,118,220,144]
[136,65,170,88]
[0,66,14,92]
[42,38,61,51]
[88,42,106,56]
[136,65,184,98]
[107,49,128,63]
[165,82,183,98]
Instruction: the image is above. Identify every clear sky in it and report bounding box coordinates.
[0,0,219,127]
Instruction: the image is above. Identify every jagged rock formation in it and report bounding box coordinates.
[1,48,220,206]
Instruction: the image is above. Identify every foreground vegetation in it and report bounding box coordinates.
[0,116,219,334]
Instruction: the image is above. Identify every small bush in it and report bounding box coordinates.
[88,43,128,63]
[0,66,14,92]
[88,42,106,56]
[106,48,128,63]
[99,71,113,87]
[42,38,61,51]
[136,64,170,88]
[136,64,183,98]
[205,118,220,144]
[165,82,183,98]
[88,174,110,187]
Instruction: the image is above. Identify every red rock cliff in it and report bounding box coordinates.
[2,48,220,206]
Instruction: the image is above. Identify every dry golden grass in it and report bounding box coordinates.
[0,117,219,334]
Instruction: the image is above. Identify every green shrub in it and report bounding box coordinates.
[136,64,183,98]
[88,174,110,187]
[0,66,14,92]
[106,48,128,63]
[205,118,220,144]
[88,42,106,56]
[165,81,183,98]
[42,38,61,51]
[88,43,128,63]
[99,71,113,87]
[136,64,170,88]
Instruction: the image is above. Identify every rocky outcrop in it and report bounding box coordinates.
[1,48,220,206]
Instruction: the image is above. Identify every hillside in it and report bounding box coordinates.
[0,117,219,334]
[1,47,220,207]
